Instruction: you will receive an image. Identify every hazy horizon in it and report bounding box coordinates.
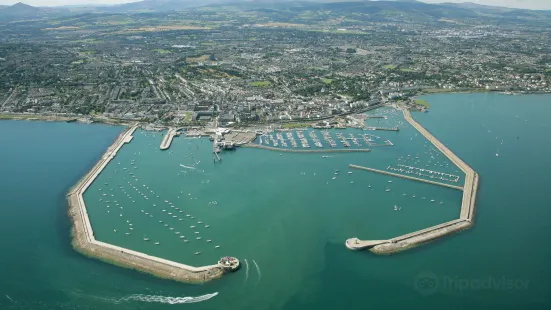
[1,0,551,10]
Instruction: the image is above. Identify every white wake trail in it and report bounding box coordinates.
[252,260,261,285]
[244,259,249,285]
[113,292,218,305]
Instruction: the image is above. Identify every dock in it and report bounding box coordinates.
[346,108,479,254]
[160,128,178,150]
[366,126,399,131]
[67,124,231,283]
[349,164,463,190]
[243,144,371,153]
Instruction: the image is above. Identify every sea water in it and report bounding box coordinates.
[0,93,549,310]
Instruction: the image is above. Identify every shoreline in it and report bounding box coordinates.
[67,124,228,284]
[346,107,479,254]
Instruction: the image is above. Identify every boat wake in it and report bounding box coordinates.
[252,260,261,285]
[179,164,196,170]
[74,290,218,305]
[113,292,218,304]
[243,259,249,285]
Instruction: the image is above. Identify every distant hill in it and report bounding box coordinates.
[0,0,550,24]
[0,2,66,21]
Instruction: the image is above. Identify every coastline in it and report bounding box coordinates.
[66,124,227,284]
[0,113,133,126]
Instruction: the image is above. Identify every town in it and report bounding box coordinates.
[1,1,550,127]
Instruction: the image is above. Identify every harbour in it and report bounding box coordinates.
[68,124,238,283]
[346,108,479,254]
[1,93,549,310]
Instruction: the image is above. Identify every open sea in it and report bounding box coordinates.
[0,93,550,310]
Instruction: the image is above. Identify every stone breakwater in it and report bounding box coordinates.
[346,108,479,254]
[67,124,225,283]
[243,143,371,153]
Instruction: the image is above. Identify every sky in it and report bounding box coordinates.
[0,0,550,10]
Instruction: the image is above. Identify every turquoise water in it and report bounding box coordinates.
[1,93,550,309]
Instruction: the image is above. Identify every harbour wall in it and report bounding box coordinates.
[67,124,225,283]
[347,108,479,255]
[160,128,178,150]
[243,143,371,153]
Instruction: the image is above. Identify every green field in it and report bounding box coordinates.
[152,49,171,54]
[414,99,431,108]
[183,112,192,122]
[399,68,416,72]
[249,81,271,87]
[321,78,333,85]
[72,38,103,44]
[383,64,397,70]
[282,122,311,129]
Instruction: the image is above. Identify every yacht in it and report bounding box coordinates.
[195,252,201,255]
[155,242,160,245]
[143,238,150,241]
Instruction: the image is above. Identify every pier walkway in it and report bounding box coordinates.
[68,124,226,283]
[346,108,479,254]
[349,164,463,190]
[160,128,178,150]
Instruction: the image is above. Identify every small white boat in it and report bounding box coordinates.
[143,238,150,241]
[155,242,160,245]
[196,237,202,240]
[194,252,201,255]
[205,225,210,228]
[206,240,212,243]
[215,245,220,248]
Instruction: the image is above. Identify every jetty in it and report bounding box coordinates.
[346,108,479,254]
[366,126,399,131]
[160,128,178,150]
[67,124,236,283]
[349,165,463,190]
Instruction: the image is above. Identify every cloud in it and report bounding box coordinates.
[420,0,551,10]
